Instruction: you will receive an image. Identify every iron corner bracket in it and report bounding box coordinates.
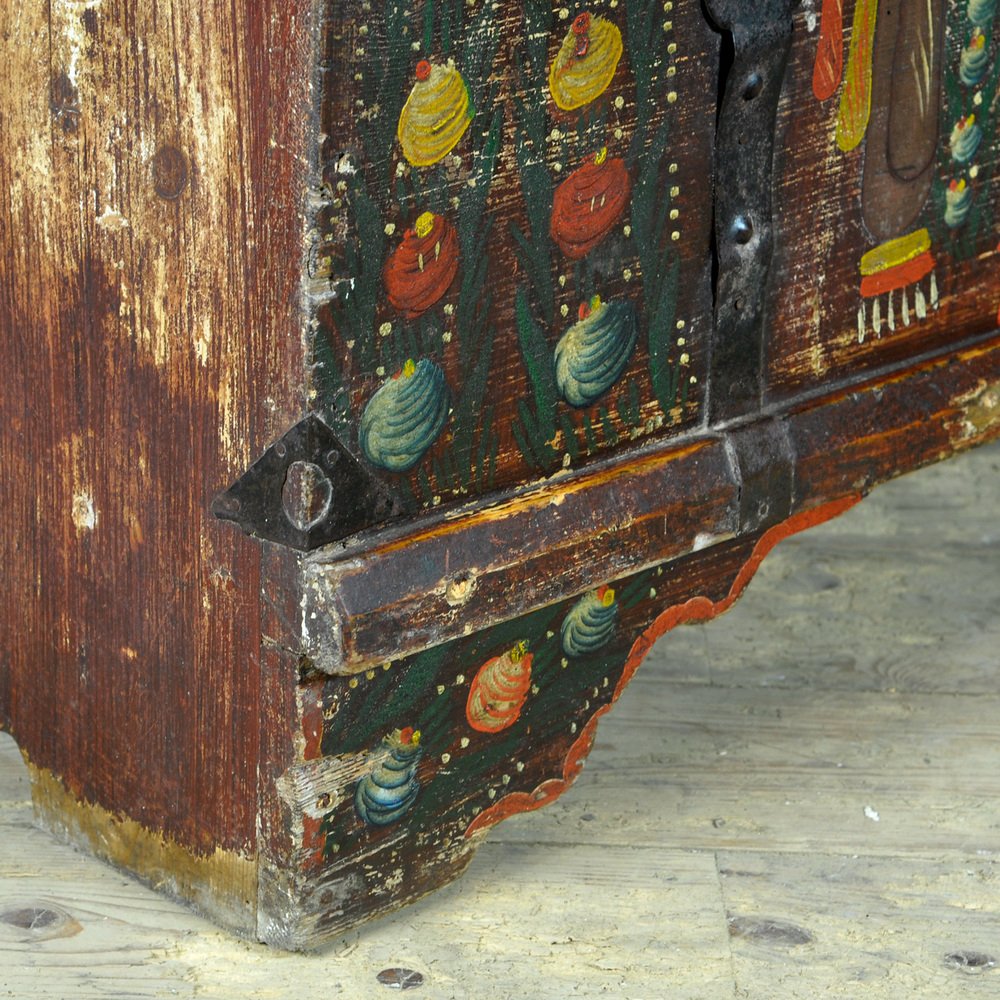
[211,414,401,552]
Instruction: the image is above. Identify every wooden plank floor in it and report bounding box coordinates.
[2,441,999,998]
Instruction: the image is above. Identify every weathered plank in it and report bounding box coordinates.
[496,682,1000,856]
[719,852,1000,999]
[4,0,1000,951]
[0,741,732,998]
[300,332,1000,674]
[0,0,314,929]
[2,437,999,991]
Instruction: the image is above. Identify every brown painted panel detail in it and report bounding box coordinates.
[257,544,319,945]
[0,0,313,858]
[766,3,1000,399]
[862,0,942,241]
[256,336,1000,947]
[790,333,1000,500]
[292,331,1000,677]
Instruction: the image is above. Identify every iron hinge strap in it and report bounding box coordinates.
[705,0,796,424]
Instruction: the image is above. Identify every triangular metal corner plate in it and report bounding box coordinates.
[211,414,400,551]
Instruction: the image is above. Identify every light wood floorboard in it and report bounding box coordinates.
[1,442,998,997]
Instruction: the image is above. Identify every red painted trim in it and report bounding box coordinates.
[464,494,862,838]
[812,0,844,102]
[859,251,935,298]
[300,688,329,868]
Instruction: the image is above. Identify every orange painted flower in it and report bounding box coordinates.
[383,211,459,318]
[466,641,533,734]
[550,148,631,259]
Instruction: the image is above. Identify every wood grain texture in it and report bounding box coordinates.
[2,439,999,993]
[296,330,1000,675]
[308,1,718,508]
[262,326,1000,943]
[303,438,739,671]
[718,853,1000,999]
[4,0,1000,951]
[0,0,313,866]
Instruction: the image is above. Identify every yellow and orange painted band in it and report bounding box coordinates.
[464,494,862,838]
[859,250,935,298]
[859,228,932,275]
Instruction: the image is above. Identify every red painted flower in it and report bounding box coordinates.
[550,148,631,259]
[383,211,460,318]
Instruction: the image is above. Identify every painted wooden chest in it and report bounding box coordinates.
[2,0,1000,949]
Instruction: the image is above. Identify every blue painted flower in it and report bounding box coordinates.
[945,177,973,228]
[950,115,983,164]
[555,297,638,407]
[960,29,989,86]
[561,586,619,657]
[359,358,449,472]
[967,0,997,28]
[355,728,423,827]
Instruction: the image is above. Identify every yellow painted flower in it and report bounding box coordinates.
[549,12,623,112]
[398,59,472,167]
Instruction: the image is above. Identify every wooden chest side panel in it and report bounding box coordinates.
[0,0,313,859]
[262,329,1000,949]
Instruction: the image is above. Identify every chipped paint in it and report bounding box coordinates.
[951,378,1000,443]
[96,206,129,230]
[194,316,212,367]
[54,0,102,87]
[276,751,377,822]
[71,492,97,533]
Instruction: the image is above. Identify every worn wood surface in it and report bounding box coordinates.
[4,0,1000,948]
[0,0,313,923]
[0,0,308,830]
[309,2,717,507]
[768,3,1000,397]
[2,439,997,996]
[304,330,1000,673]
[251,327,1000,947]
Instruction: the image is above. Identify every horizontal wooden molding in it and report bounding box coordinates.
[300,332,1000,674]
